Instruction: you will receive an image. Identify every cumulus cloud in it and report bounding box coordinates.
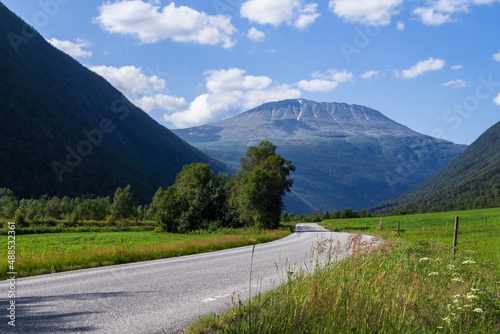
[240,0,320,29]
[442,79,469,88]
[396,21,405,30]
[89,65,166,98]
[360,70,380,79]
[493,51,500,62]
[47,38,92,58]
[297,69,353,92]
[451,65,463,70]
[329,0,403,26]
[395,57,445,79]
[164,68,301,128]
[247,27,266,42]
[94,1,236,48]
[89,65,187,113]
[414,0,500,26]
[494,93,500,106]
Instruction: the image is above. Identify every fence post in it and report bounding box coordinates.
[397,221,400,234]
[453,216,459,256]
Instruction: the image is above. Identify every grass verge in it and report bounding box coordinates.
[187,209,500,333]
[1,227,291,280]
[188,234,500,333]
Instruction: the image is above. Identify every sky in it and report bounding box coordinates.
[3,0,500,145]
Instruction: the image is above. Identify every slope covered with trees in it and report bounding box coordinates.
[0,3,228,203]
[371,121,500,213]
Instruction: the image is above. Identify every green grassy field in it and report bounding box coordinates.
[1,227,292,280]
[188,208,500,333]
[321,207,500,273]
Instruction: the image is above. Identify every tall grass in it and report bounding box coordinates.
[189,235,500,333]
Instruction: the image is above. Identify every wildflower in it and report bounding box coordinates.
[434,258,442,262]
[428,272,439,276]
[457,307,462,310]
[419,257,431,262]
[462,259,475,264]
[437,326,443,329]
[466,294,478,300]
[463,304,472,308]
[452,277,464,282]
[470,288,479,291]
[442,316,451,324]
[447,264,456,270]
[473,308,483,313]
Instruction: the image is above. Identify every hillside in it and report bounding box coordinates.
[0,3,228,202]
[174,99,467,212]
[371,121,500,213]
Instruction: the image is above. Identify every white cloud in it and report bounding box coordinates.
[395,57,445,79]
[494,93,500,106]
[247,27,266,42]
[164,68,301,128]
[240,0,320,29]
[396,20,405,30]
[493,51,500,62]
[47,38,92,58]
[89,65,166,98]
[95,1,236,48]
[360,70,379,79]
[89,65,187,113]
[329,0,403,26]
[442,79,470,88]
[298,69,353,92]
[414,0,500,26]
[451,65,463,70]
[134,94,188,113]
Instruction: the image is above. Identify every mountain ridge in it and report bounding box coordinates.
[0,3,228,202]
[174,99,467,212]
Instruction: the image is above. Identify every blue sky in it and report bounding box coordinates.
[3,0,500,144]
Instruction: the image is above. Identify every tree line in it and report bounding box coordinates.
[0,141,296,231]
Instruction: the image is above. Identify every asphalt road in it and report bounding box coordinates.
[0,223,360,333]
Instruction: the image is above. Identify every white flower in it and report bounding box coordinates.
[473,308,483,313]
[466,293,478,300]
[447,264,456,270]
[429,272,439,276]
[462,259,475,264]
[452,277,464,282]
[470,288,479,292]
[419,257,432,262]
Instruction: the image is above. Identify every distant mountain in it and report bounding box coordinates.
[174,99,467,213]
[0,3,228,202]
[371,121,500,213]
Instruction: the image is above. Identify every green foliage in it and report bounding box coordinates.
[232,141,295,229]
[111,185,135,219]
[154,163,233,233]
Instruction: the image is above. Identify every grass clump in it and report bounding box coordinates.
[188,234,500,333]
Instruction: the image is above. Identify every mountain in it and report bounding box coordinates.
[371,121,500,213]
[174,99,467,213]
[0,3,228,202]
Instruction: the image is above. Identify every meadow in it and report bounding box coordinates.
[0,226,292,280]
[188,208,500,333]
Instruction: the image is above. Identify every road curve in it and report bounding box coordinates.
[1,224,359,333]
